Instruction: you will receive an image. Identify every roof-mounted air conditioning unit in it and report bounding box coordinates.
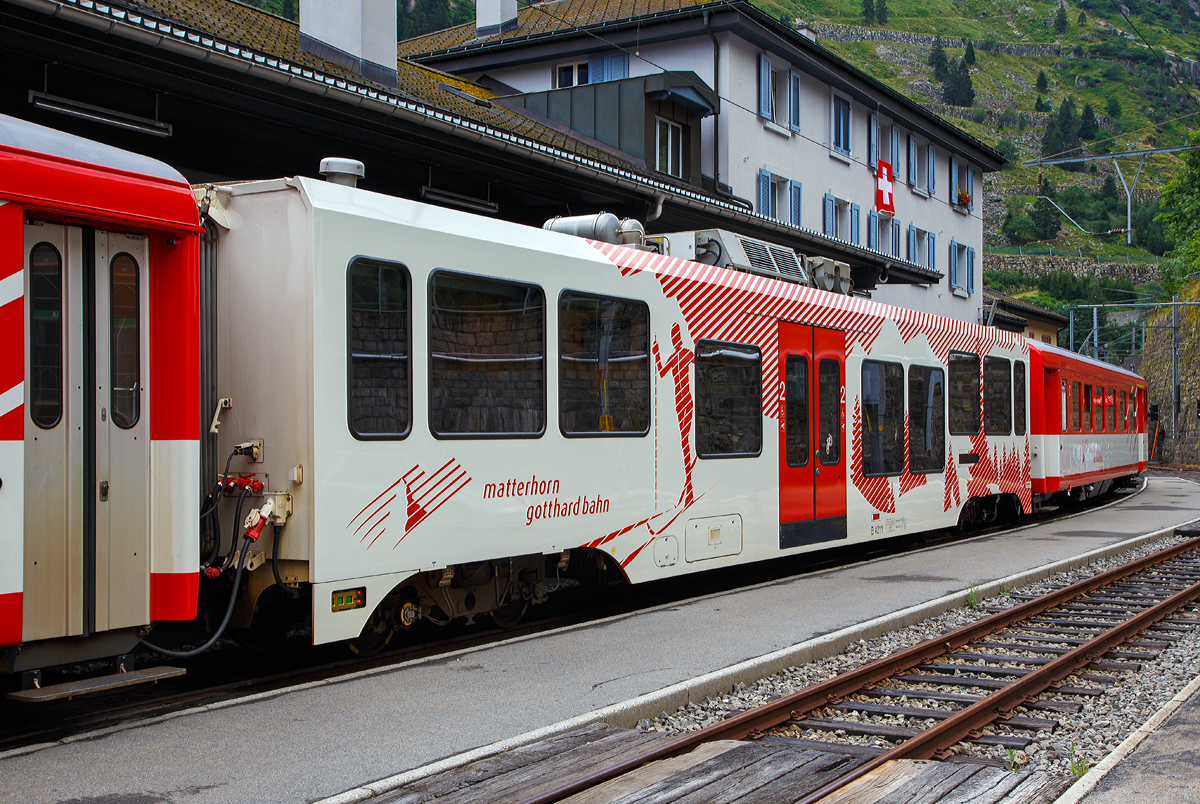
[807,256,852,295]
[649,229,810,287]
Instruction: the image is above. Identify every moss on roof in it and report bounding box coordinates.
[119,0,643,170]
[397,0,712,57]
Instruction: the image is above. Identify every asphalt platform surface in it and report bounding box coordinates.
[3,476,1200,804]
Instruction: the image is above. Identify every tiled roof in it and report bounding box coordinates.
[115,0,642,169]
[397,0,712,57]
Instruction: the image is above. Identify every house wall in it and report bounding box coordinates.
[461,28,987,323]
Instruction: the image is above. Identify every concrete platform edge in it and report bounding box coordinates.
[1052,671,1200,804]
[317,511,1198,803]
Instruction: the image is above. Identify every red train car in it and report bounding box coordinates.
[1028,341,1146,501]
[0,114,201,671]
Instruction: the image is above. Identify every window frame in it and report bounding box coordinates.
[831,93,852,156]
[555,61,589,88]
[29,241,64,430]
[860,359,906,478]
[947,351,981,436]
[109,251,141,430]
[907,364,946,475]
[1071,381,1081,432]
[694,339,763,460]
[983,356,1012,436]
[557,288,651,439]
[427,268,548,440]
[1014,360,1027,436]
[346,256,413,441]
[655,116,684,178]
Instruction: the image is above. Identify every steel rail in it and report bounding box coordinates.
[516,535,1200,804]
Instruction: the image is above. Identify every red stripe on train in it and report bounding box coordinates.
[150,572,199,621]
[0,592,21,647]
[1032,464,1141,494]
[149,233,200,441]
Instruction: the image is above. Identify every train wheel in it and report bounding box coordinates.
[490,599,527,629]
[348,606,394,656]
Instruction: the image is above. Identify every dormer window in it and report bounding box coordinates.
[556,62,589,88]
[656,118,683,178]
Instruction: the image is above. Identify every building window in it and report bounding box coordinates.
[656,118,683,178]
[429,271,545,437]
[556,62,589,88]
[559,291,650,436]
[948,351,980,435]
[909,366,945,473]
[861,360,904,476]
[1014,361,1026,436]
[29,242,63,430]
[908,225,930,266]
[695,341,762,458]
[983,356,1012,435]
[832,94,851,155]
[348,259,411,439]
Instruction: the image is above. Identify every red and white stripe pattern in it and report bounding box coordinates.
[0,201,24,646]
[851,396,896,513]
[348,458,472,550]
[898,412,927,498]
[943,444,962,512]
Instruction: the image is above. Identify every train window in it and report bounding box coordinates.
[1108,389,1116,431]
[429,271,545,437]
[983,357,1012,435]
[559,292,650,436]
[908,366,945,474]
[1071,382,1080,431]
[818,358,841,465]
[948,352,980,435]
[861,361,904,476]
[785,355,809,467]
[1083,384,1092,431]
[695,341,762,458]
[110,253,140,429]
[29,242,63,429]
[1014,361,1026,436]
[1120,391,1127,431]
[1061,381,1068,432]
[348,259,410,439]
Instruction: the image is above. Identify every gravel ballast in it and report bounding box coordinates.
[639,534,1200,781]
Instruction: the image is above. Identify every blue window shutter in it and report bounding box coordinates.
[823,193,835,237]
[928,233,936,270]
[949,240,958,289]
[950,159,958,205]
[869,114,878,169]
[907,135,916,186]
[758,170,772,217]
[967,247,976,293]
[891,125,900,171]
[759,55,772,119]
[907,224,916,262]
[850,204,860,245]
[790,181,802,226]
[968,168,975,210]
[609,54,628,80]
[589,55,607,83]
[927,145,936,194]
[789,73,801,131]
[867,210,878,250]
[892,220,900,256]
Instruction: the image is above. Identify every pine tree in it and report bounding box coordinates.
[1106,95,1122,118]
[1058,96,1081,160]
[1079,103,1098,139]
[1034,95,1049,113]
[928,37,950,82]
[1032,176,1062,239]
[877,0,888,24]
[1054,3,1068,33]
[862,0,875,25]
[1036,70,1049,93]
[942,58,976,107]
[965,40,976,65]
[1041,116,1064,158]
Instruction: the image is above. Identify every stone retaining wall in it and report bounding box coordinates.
[983,254,1164,284]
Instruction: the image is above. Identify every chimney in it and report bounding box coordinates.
[300,0,398,88]
[477,0,518,39]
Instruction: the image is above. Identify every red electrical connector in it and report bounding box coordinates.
[205,566,222,579]
[242,499,276,542]
[223,475,264,495]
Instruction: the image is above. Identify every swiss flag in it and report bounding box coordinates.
[876,160,895,216]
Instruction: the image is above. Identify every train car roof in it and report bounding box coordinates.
[1031,339,1143,383]
[0,113,185,184]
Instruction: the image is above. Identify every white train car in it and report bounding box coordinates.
[206,170,1044,650]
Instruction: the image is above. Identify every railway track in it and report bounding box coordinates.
[0,484,1146,755]
[515,531,1200,804]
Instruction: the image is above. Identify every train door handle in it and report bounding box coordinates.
[815,467,820,477]
[99,481,109,502]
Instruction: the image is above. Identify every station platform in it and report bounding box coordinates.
[1,476,1198,804]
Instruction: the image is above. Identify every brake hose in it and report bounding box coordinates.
[141,536,253,658]
[271,525,298,598]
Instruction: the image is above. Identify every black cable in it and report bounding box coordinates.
[140,537,252,658]
[271,524,299,598]
[221,487,251,570]
[201,450,237,567]
[200,450,236,520]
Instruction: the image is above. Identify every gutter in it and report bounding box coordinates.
[3,0,938,283]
